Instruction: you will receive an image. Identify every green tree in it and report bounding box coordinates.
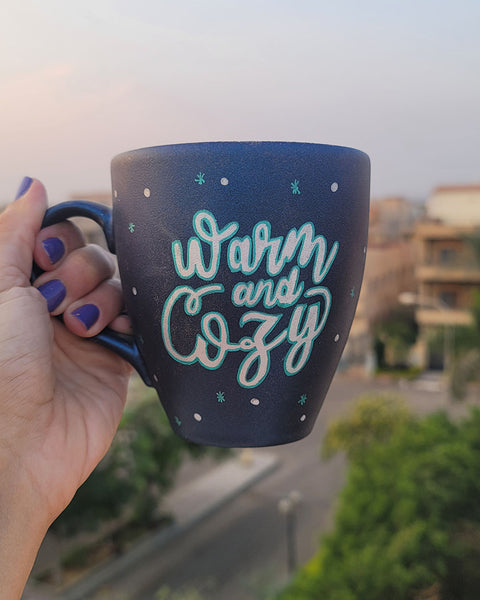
[322,392,412,460]
[463,228,480,270]
[156,586,206,600]
[373,308,418,370]
[450,230,480,399]
[450,290,480,400]
[277,399,480,600]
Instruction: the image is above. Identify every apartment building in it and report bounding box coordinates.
[413,185,480,368]
[369,195,422,243]
[342,196,418,372]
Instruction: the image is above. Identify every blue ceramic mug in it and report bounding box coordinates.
[40,142,370,447]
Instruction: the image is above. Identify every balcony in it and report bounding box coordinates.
[416,261,480,284]
[415,307,474,327]
[415,221,477,240]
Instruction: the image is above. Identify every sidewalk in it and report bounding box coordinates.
[48,451,279,600]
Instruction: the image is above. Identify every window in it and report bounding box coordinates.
[439,290,457,308]
[439,248,457,265]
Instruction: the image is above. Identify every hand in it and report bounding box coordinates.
[0,178,132,597]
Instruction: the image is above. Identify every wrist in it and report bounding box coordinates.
[0,466,50,599]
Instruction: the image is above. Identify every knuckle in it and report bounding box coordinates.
[40,220,84,245]
[75,245,115,279]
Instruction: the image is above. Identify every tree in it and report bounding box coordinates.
[156,586,206,600]
[276,397,480,600]
[321,392,412,460]
[449,230,480,399]
[450,290,480,400]
[373,308,418,370]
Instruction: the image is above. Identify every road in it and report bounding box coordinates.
[94,372,462,600]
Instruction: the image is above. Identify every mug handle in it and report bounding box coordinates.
[31,200,152,387]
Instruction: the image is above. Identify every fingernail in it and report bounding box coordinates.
[15,177,34,200]
[42,237,65,265]
[37,279,66,312]
[72,304,100,330]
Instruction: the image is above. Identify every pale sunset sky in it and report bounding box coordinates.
[1,0,479,204]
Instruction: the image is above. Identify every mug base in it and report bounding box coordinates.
[171,425,314,448]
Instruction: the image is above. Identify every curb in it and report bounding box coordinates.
[58,452,279,600]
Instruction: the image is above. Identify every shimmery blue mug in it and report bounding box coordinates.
[40,142,370,447]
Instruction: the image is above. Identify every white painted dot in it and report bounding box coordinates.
[300,414,306,422]
[153,374,159,383]
[250,398,260,406]
[364,246,367,254]
[220,177,229,186]
[114,190,118,198]
[132,287,138,296]
[144,187,151,198]
[331,182,339,192]
[334,334,340,342]
[194,413,202,422]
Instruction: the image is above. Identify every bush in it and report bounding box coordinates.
[321,392,412,460]
[277,399,480,600]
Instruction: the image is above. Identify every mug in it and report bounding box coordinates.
[39,142,370,447]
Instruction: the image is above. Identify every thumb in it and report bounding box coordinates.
[0,178,48,294]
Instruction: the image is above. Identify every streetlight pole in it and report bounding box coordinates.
[278,490,302,576]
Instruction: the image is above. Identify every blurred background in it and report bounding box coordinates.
[2,1,480,599]
[1,0,479,202]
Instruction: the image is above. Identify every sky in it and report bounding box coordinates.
[1,0,479,205]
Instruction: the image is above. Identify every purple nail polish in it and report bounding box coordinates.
[37,279,66,312]
[15,177,33,200]
[72,304,100,330]
[42,237,65,265]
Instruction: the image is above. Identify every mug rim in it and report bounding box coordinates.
[112,141,369,165]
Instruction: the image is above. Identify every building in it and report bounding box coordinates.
[342,197,418,373]
[369,195,423,243]
[413,185,480,368]
[427,184,480,226]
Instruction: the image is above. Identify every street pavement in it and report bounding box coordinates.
[57,452,280,600]
[29,371,473,600]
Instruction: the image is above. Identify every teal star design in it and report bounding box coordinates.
[298,394,307,406]
[291,179,301,195]
[174,416,182,426]
[195,172,206,185]
[216,391,226,403]
[128,222,135,233]
[350,287,355,298]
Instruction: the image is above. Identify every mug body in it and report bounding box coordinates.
[111,142,370,447]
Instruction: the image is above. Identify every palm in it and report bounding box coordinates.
[0,180,135,598]
[1,288,131,522]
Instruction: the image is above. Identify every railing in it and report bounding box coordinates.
[423,258,480,270]
[417,262,480,283]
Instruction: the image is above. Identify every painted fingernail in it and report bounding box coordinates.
[15,177,34,200]
[37,279,66,312]
[71,304,100,330]
[42,237,65,265]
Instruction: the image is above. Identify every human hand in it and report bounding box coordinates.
[0,178,132,597]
